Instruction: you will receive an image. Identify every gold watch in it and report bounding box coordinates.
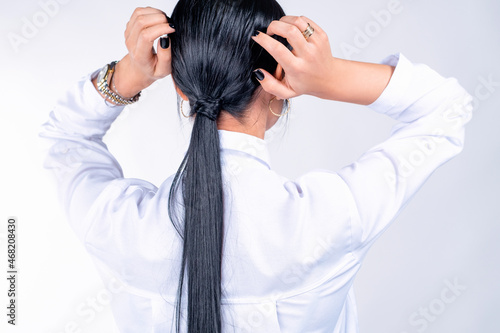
[96,61,141,106]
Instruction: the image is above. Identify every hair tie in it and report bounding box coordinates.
[193,98,222,121]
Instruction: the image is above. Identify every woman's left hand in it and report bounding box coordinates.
[252,16,335,100]
[106,7,176,98]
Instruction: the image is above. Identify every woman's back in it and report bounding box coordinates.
[47,55,472,332]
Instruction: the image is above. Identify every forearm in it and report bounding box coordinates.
[324,57,395,105]
[41,71,126,238]
[337,53,473,252]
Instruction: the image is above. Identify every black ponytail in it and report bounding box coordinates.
[168,1,289,332]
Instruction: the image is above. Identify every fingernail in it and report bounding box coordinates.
[169,23,175,29]
[253,30,260,37]
[253,69,264,81]
[160,37,169,49]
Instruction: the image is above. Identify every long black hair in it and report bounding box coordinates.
[168,0,288,332]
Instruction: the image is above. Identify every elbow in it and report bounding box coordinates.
[435,90,474,156]
[445,134,466,156]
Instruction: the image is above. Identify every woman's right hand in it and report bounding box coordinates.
[252,16,337,100]
[102,7,176,99]
[252,16,395,105]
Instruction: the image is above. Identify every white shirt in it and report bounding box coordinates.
[40,53,473,332]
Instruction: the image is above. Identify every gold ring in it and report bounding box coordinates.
[302,23,314,40]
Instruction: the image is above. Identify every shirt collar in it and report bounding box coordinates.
[218,129,271,169]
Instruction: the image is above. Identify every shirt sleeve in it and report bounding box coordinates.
[39,70,159,244]
[336,53,474,256]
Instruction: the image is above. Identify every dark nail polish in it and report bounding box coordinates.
[253,30,260,37]
[253,69,264,81]
[169,23,175,29]
[160,37,169,49]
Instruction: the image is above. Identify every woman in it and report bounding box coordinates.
[41,0,473,332]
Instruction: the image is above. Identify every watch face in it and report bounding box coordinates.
[97,64,109,83]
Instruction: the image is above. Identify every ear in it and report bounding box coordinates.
[172,77,189,101]
[273,64,285,81]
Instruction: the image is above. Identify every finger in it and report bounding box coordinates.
[265,20,308,56]
[279,16,325,44]
[134,23,173,63]
[126,12,169,46]
[154,37,172,78]
[125,7,164,38]
[126,12,170,43]
[299,16,325,35]
[280,16,324,34]
[279,16,310,33]
[254,69,295,100]
[252,32,296,72]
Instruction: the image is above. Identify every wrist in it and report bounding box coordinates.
[324,57,395,105]
[317,56,343,100]
[93,61,143,106]
[113,55,155,98]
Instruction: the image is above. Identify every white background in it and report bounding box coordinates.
[1,0,499,332]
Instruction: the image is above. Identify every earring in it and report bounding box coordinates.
[180,99,190,118]
[269,97,291,117]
